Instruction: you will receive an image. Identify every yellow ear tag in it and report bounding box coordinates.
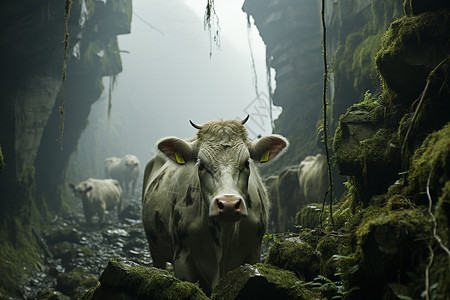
[260,150,270,163]
[174,152,185,164]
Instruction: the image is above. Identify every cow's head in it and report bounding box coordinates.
[124,155,139,169]
[69,181,93,200]
[157,117,288,222]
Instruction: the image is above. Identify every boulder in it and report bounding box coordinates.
[211,263,316,299]
[265,239,320,281]
[82,257,208,300]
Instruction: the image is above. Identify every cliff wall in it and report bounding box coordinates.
[0,0,131,296]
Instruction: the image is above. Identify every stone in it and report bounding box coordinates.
[265,239,320,281]
[81,257,208,300]
[46,227,82,245]
[211,263,315,299]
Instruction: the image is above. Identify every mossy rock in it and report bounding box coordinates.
[353,204,431,298]
[334,104,401,200]
[82,257,208,300]
[404,0,450,16]
[316,234,347,279]
[295,204,322,229]
[56,268,98,297]
[265,239,319,281]
[211,263,317,300]
[376,8,450,103]
[404,123,450,204]
[45,226,81,244]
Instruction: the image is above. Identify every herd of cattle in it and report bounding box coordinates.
[69,154,140,224]
[69,117,328,294]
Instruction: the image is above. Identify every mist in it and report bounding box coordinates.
[69,0,280,181]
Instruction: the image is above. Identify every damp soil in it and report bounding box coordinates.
[21,185,152,299]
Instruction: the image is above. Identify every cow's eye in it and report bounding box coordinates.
[198,161,206,171]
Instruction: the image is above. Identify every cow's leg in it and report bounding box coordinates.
[98,209,105,224]
[174,251,211,294]
[132,179,137,196]
[151,256,166,269]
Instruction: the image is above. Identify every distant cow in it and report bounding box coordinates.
[142,117,288,294]
[105,154,140,195]
[298,154,327,203]
[276,166,303,232]
[69,178,122,224]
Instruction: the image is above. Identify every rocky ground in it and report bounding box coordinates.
[21,186,272,300]
[21,188,151,300]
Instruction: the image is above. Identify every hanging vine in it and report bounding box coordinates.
[320,0,335,229]
[204,0,220,58]
[59,0,72,151]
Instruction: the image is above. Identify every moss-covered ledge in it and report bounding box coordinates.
[82,257,208,300]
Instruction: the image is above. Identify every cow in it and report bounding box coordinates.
[142,117,288,294]
[276,166,303,232]
[298,154,328,204]
[264,175,279,233]
[104,154,140,195]
[69,178,122,224]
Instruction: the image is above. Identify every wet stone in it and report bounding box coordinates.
[82,257,208,300]
[211,263,316,299]
[46,227,82,245]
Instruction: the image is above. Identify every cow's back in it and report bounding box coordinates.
[105,157,121,179]
[87,178,122,209]
[298,154,327,203]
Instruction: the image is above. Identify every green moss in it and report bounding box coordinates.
[316,235,347,279]
[266,240,320,281]
[212,263,316,300]
[377,10,450,62]
[376,9,450,95]
[0,219,41,296]
[86,257,208,299]
[295,204,323,229]
[0,166,50,296]
[404,123,450,204]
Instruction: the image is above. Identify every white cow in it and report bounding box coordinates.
[104,154,140,195]
[69,178,122,224]
[142,117,288,294]
[298,154,328,203]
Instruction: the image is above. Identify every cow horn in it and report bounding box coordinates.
[189,120,202,130]
[241,115,250,125]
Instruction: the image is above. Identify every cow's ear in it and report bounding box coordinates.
[158,137,194,165]
[251,135,288,164]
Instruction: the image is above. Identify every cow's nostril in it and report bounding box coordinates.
[234,200,241,209]
[217,200,224,210]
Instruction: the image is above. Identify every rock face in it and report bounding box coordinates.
[243,0,324,171]
[0,0,131,296]
[242,0,403,174]
[243,1,450,299]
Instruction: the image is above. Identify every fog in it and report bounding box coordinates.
[71,0,281,175]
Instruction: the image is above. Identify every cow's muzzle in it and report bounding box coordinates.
[209,194,248,222]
